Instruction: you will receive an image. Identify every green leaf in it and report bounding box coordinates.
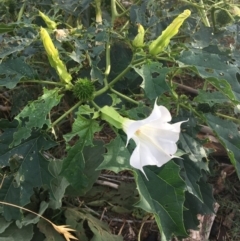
[184,178,215,231]
[194,90,229,107]
[0,121,56,220]
[61,141,104,196]
[0,223,33,241]
[97,134,132,173]
[178,50,240,102]
[48,160,69,209]
[0,24,17,33]
[37,219,65,241]
[135,162,187,240]
[0,217,12,233]
[175,158,203,201]
[12,88,63,146]
[179,132,208,170]
[0,58,36,89]
[204,114,240,178]
[0,37,34,59]
[133,62,170,100]
[122,103,151,120]
[64,108,101,145]
[16,201,49,227]
[82,141,105,193]
[54,0,92,14]
[65,208,123,241]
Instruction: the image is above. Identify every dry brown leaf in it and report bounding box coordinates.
[52,224,78,241]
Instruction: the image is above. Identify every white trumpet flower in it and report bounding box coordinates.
[122,103,186,177]
[100,102,186,178]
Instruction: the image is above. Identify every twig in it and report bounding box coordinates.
[118,220,126,235]
[95,180,119,189]
[100,174,135,180]
[98,175,122,184]
[173,81,199,95]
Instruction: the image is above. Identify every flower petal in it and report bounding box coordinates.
[123,104,172,143]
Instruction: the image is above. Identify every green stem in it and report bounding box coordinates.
[94,85,109,97]
[20,80,66,86]
[119,20,129,33]
[108,65,131,87]
[110,88,139,105]
[115,0,126,13]
[94,56,146,98]
[95,0,103,24]
[202,80,208,91]
[216,113,240,124]
[48,101,82,130]
[180,103,203,119]
[17,1,26,22]
[198,0,211,27]
[90,100,101,110]
[111,0,119,25]
[104,41,111,86]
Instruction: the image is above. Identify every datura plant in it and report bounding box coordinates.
[2,2,239,241]
[101,102,186,178]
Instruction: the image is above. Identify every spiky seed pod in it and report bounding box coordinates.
[214,9,234,26]
[73,78,95,101]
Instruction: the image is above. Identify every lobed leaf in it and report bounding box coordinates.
[135,162,187,240]
[61,141,104,196]
[0,58,36,89]
[0,120,56,220]
[12,88,63,146]
[133,62,170,100]
[0,223,33,241]
[194,90,229,107]
[178,50,240,102]
[65,208,123,241]
[204,114,240,178]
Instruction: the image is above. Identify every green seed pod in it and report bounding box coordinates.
[132,23,145,48]
[214,9,234,26]
[73,78,95,101]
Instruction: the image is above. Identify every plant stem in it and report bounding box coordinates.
[20,80,66,86]
[108,58,146,88]
[198,0,211,27]
[94,85,109,97]
[48,101,82,130]
[111,0,119,25]
[94,55,146,97]
[95,0,103,24]
[104,41,111,86]
[216,113,240,124]
[108,65,131,87]
[90,100,101,110]
[110,88,139,105]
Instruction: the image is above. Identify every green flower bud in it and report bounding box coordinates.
[132,24,145,48]
[149,10,191,55]
[73,78,95,101]
[39,11,57,30]
[40,27,73,88]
